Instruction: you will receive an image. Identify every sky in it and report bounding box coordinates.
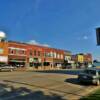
[0,0,100,60]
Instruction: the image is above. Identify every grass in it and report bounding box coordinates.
[80,89,100,100]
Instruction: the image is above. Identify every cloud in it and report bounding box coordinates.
[77,35,89,40]
[27,40,50,47]
[0,31,6,38]
[83,36,88,40]
[28,40,39,45]
[42,44,50,47]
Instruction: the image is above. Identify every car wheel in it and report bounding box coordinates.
[96,80,100,86]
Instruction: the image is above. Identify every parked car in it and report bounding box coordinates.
[0,64,16,72]
[78,68,100,85]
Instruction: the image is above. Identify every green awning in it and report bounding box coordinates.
[9,60,26,63]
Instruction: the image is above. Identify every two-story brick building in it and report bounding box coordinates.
[0,40,69,69]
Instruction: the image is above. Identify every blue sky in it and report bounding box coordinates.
[0,0,100,60]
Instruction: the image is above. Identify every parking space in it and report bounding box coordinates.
[0,70,99,100]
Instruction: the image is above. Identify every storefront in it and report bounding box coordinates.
[8,55,26,67]
[29,57,42,68]
[0,56,8,64]
[8,59,26,67]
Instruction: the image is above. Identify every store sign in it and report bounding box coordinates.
[0,56,8,62]
[33,58,38,63]
[29,58,33,62]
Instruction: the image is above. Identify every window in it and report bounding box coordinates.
[98,71,100,75]
[16,50,19,54]
[44,52,50,57]
[38,51,41,56]
[84,70,96,75]
[34,50,36,56]
[61,54,63,59]
[54,52,56,58]
[50,52,53,57]
[20,50,25,55]
[44,52,46,57]
[57,54,60,59]
[47,53,51,57]
[22,50,25,54]
[30,50,33,56]
[10,49,14,54]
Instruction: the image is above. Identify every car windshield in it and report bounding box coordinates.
[84,70,96,75]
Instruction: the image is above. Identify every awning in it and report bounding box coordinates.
[9,60,26,63]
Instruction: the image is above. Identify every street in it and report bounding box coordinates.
[0,70,99,100]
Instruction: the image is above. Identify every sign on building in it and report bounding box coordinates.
[29,58,33,62]
[0,56,8,62]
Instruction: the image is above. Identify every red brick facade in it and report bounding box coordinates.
[84,53,92,63]
[0,41,65,68]
[72,54,92,64]
[0,41,93,69]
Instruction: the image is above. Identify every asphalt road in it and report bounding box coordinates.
[0,70,99,100]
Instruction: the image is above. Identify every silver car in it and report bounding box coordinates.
[0,64,16,72]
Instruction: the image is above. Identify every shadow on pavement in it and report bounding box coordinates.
[0,82,66,100]
[34,69,83,75]
[65,78,92,86]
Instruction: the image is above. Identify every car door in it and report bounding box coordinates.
[98,70,100,80]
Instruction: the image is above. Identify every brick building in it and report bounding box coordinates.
[84,53,92,65]
[0,32,93,70]
[0,41,69,69]
[71,53,93,68]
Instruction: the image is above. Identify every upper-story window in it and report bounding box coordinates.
[38,51,41,56]
[34,50,36,56]
[16,49,19,54]
[57,54,60,59]
[9,47,26,56]
[20,50,25,55]
[44,52,52,57]
[54,52,57,58]
[61,54,63,59]
[30,50,33,56]
[10,49,14,54]
[50,52,53,57]
[44,52,46,57]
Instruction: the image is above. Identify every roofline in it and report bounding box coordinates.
[8,40,71,52]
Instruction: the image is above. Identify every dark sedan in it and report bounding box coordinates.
[78,68,100,85]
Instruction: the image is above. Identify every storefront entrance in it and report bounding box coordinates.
[9,59,26,67]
